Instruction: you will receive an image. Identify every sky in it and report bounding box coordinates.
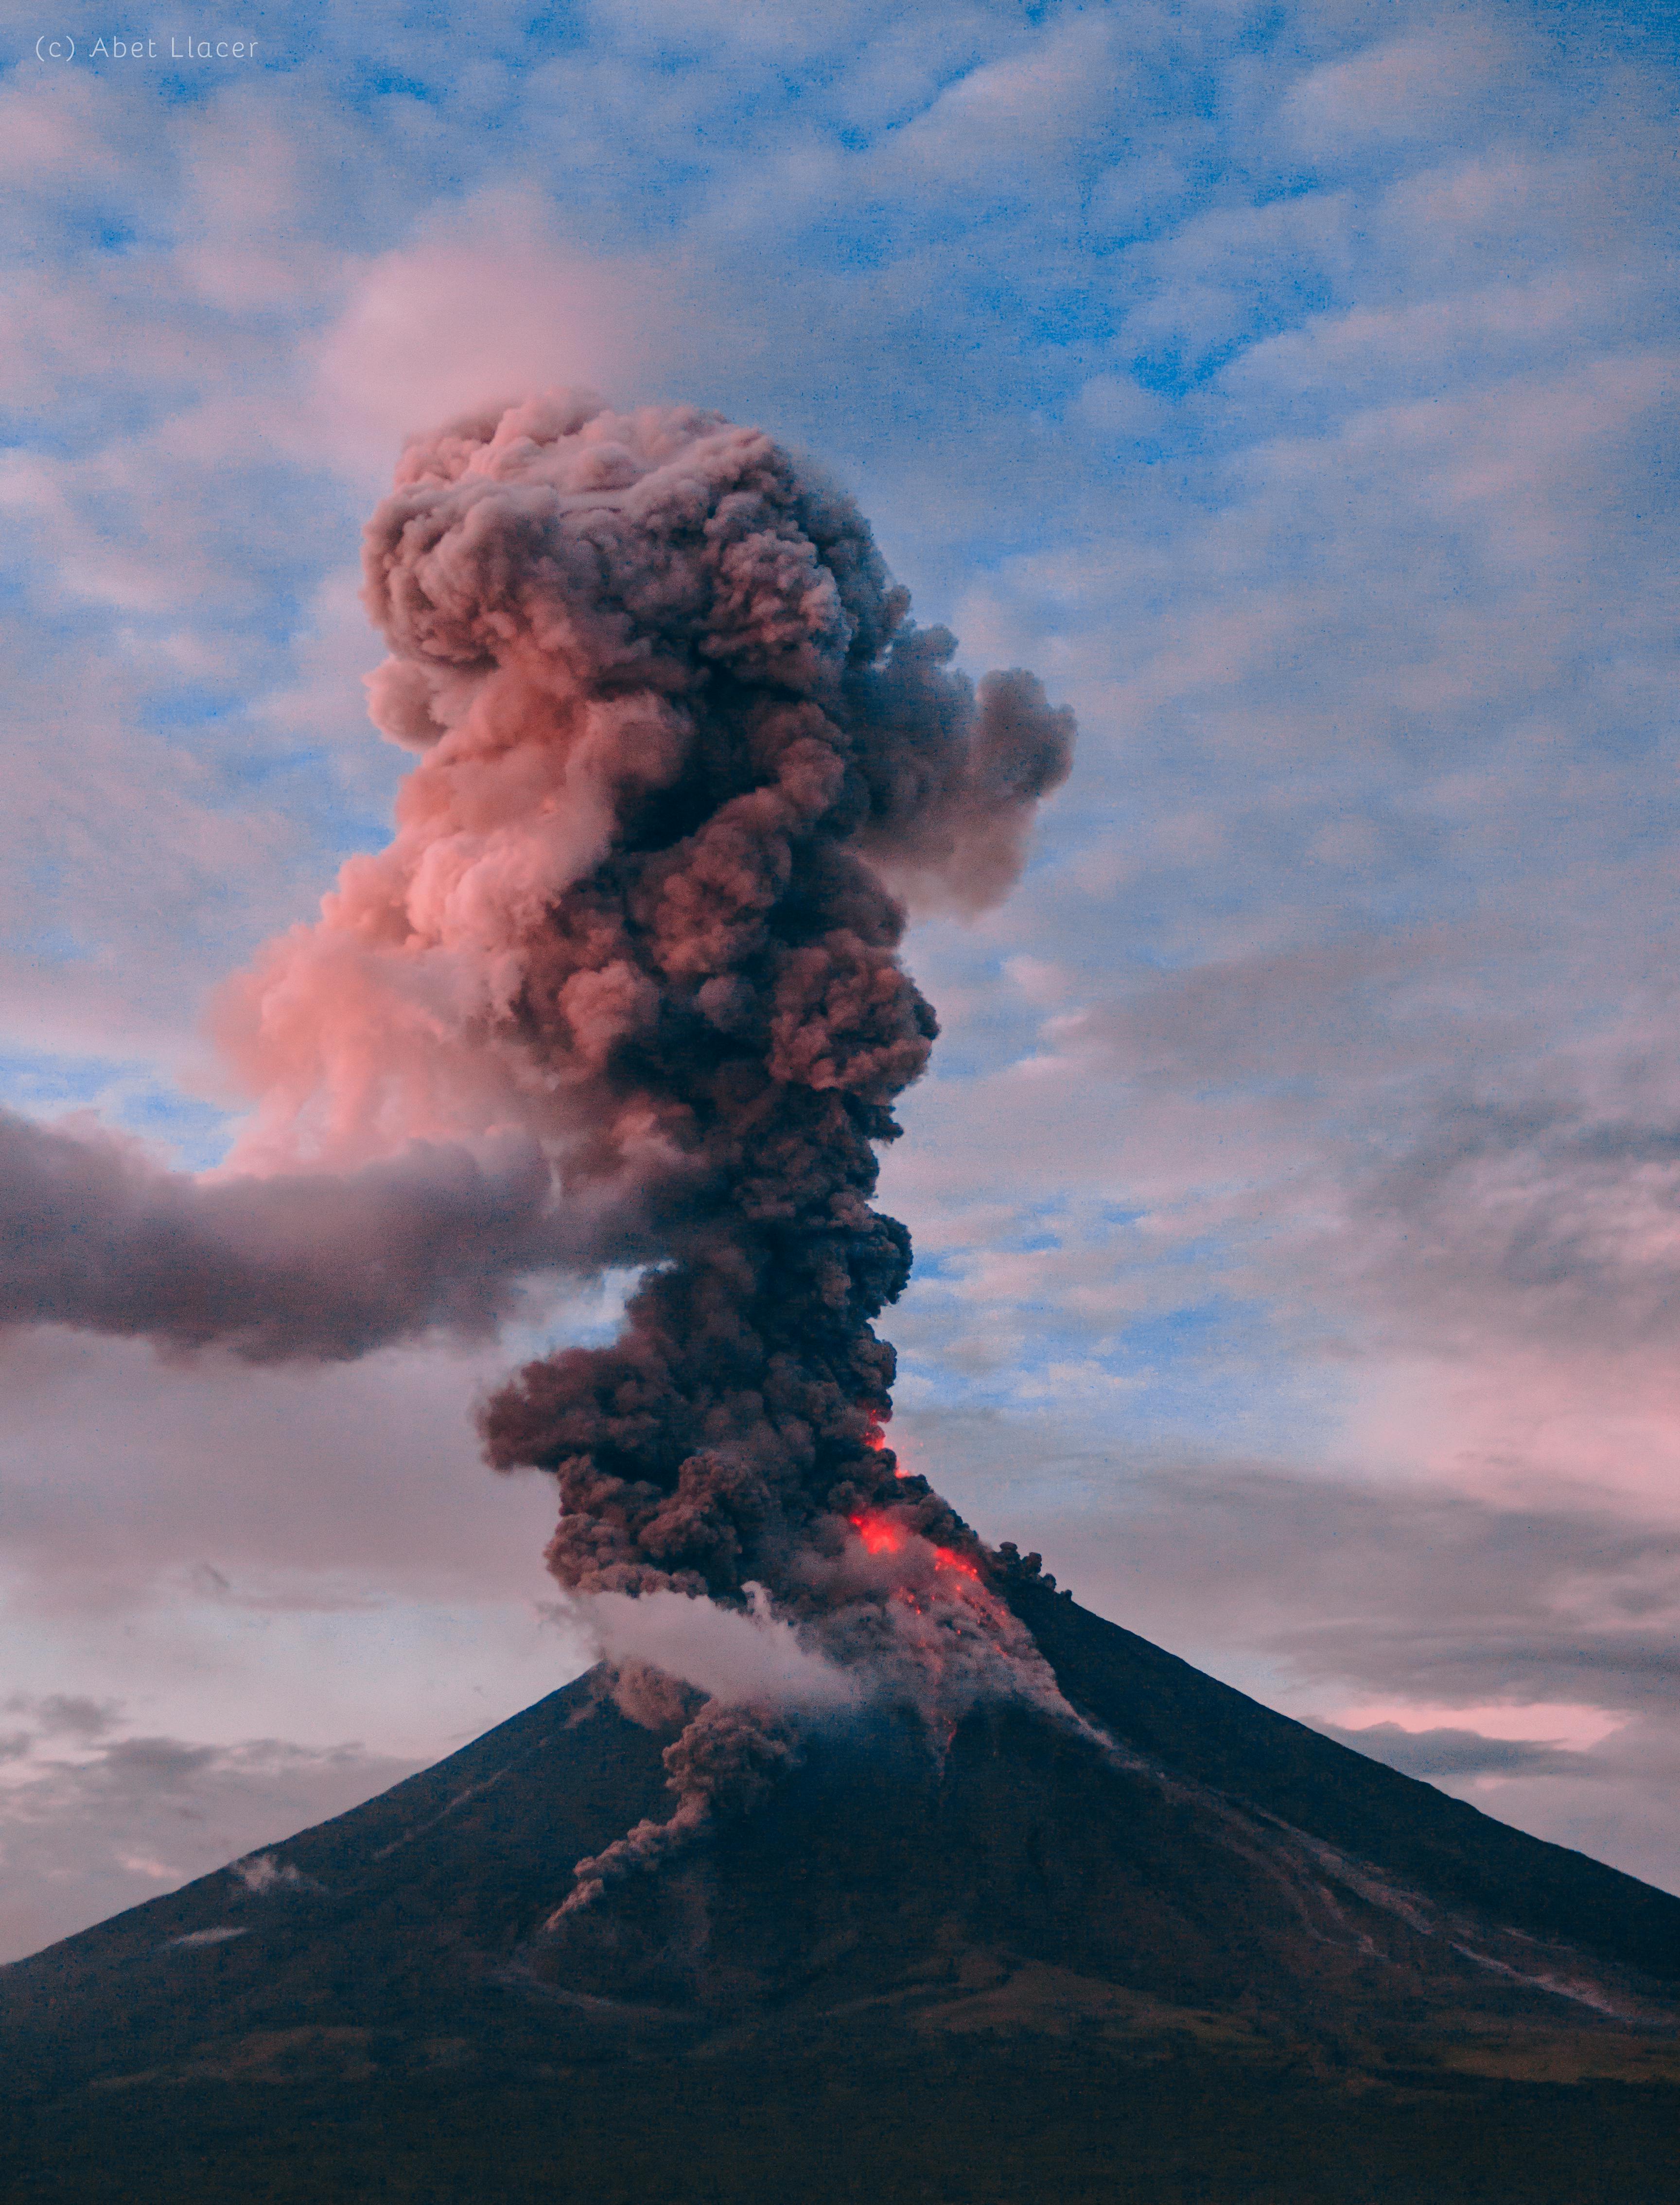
[1,0,1677,1963]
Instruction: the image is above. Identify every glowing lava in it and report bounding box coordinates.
[864,1418,915,1476]
[850,1511,906,1557]
[933,1548,981,1582]
[848,1513,982,1581]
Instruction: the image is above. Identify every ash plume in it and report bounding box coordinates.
[4,391,1076,1892]
[327,390,1074,1610]
[336,391,1072,1901]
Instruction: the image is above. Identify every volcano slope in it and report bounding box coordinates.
[3,1581,1678,2205]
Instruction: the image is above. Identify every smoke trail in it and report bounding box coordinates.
[0,1109,651,1360]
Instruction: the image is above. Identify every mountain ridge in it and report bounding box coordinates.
[3,1586,1678,2204]
[1010,1577,1680,1982]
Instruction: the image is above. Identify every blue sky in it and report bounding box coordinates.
[1,0,1678,1958]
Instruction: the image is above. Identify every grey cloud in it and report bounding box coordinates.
[1347,1088,1680,1354]
[1052,927,1505,1089]
[0,1694,123,1761]
[36,1693,120,1736]
[94,1737,225,1796]
[1161,1476,1679,1715]
[1284,1624,1680,1715]
[1318,1722,1594,1782]
[4,1694,122,1739]
[0,1731,423,1965]
[0,1324,563,1606]
[0,1109,655,1362]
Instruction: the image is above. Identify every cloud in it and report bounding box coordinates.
[874,13,1133,194]
[0,1723,423,1965]
[0,1318,575,1607]
[1038,1459,1680,1719]
[1346,1085,1680,1356]
[576,1588,861,1711]
[312,192,646,476]
[1280,23,1520,155]
[1318,1721,1593,1782]
[4,1694,121,1740]
[0,1110,650,1360]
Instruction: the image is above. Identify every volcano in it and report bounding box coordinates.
[4,1577,1678,2205]
[6,398,1676,2199]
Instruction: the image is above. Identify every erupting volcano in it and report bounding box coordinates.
[224,389,1078,1908]
[5,399,1680,2205]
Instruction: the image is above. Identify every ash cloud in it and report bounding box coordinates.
[402,394,1068,1611]
[4,392,1075,1908]
[358,395,1075,1903]
[1,394,1068,1388]
[0,1108,650,1361]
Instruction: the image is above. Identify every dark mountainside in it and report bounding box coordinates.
[3,1584,1678,2205]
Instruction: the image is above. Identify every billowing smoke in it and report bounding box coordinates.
[305,389,1072,1610]
[5,392,1076,1899]
[334,391,1073,1903]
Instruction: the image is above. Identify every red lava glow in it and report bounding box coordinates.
[848,1513,982,1582]
[850,1511,906,1557]
[861,1417,914,1474]
[933,1547,981,1581]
